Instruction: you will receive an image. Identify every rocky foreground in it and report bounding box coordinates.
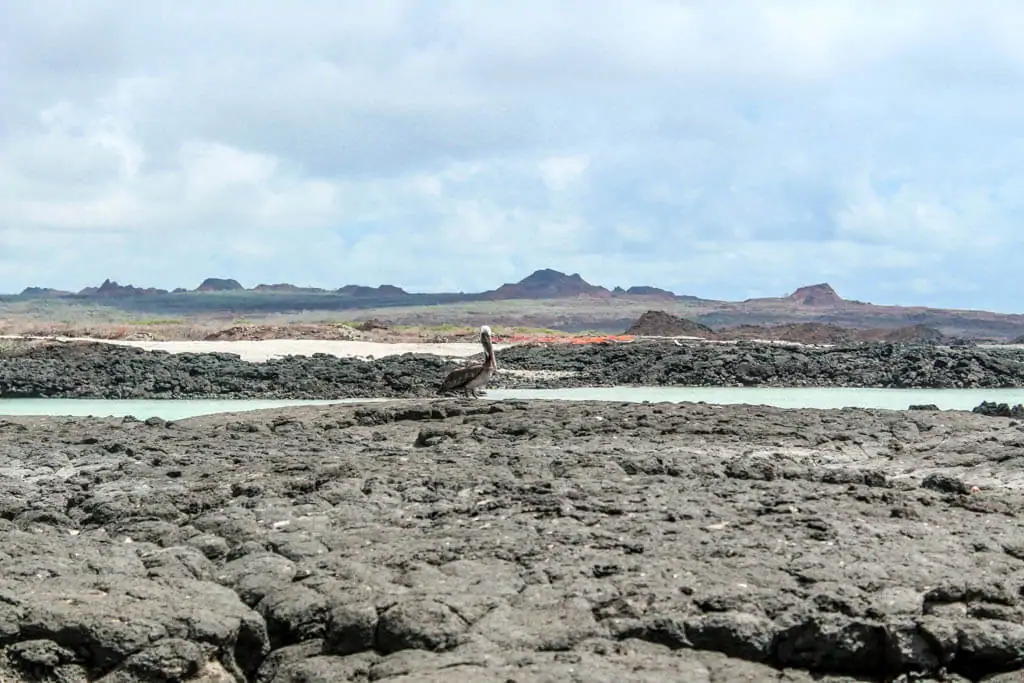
[0,400,1023,681]
[2,339,1024,399]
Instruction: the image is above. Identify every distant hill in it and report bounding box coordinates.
[252,283,329,293]
[12,269,772,304]
[196,278,243,292]
[19,287,72,298]
[337,284,408,297]
[78,279,169,297]
[619,286,677,300]
[480,269,611,300]
[6,269,1024,340]
[785,283,844,307]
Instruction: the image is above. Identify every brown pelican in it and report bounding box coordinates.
[438,325,497,398]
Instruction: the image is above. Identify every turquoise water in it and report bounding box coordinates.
[0,387,1021,420]
[0,398,387,420]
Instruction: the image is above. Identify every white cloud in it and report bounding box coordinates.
[539,155,590,193]
[1,0,1023,310]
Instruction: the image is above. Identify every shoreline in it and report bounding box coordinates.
[3,335,1024,400]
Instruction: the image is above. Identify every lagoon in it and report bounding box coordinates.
[0,386,1021,420]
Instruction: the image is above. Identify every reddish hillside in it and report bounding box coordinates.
[786,283,844,307]
[481,269,612,300]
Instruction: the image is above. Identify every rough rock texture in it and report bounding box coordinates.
[0,341,451,399]
[625,310,715,338]
[497,339,1024,389]
[3,339,1024,399]
[973,401,1024,419]
[1,400,1024,681]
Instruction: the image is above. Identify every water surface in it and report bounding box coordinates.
[1,386,1021,420]
[490,386,1024,411]
[0,398,386,420]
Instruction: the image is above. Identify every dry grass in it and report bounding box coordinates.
[0,302,577,343]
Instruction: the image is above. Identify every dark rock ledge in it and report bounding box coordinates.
[3,339,1024,399]
[0,399,1023,680]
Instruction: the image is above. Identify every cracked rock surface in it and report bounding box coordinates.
[0,399,1023,681]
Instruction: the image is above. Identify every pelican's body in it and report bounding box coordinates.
[439,325,497,398]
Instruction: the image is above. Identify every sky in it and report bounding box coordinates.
[2,1,1024,311]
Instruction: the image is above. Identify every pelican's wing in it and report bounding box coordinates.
[439,362,484,392]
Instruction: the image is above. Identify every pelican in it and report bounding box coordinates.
[438,325,497,398]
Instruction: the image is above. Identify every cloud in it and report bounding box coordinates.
[2,0,1023,311]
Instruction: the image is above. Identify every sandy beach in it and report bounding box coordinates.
[1,336,511,362]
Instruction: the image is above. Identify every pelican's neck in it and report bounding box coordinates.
[482,334,496,369]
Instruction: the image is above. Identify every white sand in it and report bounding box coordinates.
[2,336,508,362]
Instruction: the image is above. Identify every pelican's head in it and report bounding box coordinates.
[480,325,492,337]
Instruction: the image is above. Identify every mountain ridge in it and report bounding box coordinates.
[5,269,1023,340]
[11,268,848,305]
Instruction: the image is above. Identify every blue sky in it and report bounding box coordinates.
[2,1,1023,311]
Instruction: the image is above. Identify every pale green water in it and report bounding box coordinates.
[0,398,388,420]
[491,387,1024,410]
[0,387,1021,420]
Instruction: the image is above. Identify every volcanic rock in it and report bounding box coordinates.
[786,283,844,306]
[4,339,1024,399]
[625,310,715,337]
[196,278,244,292]
[0,400,1022,680]
[482,269,612,300]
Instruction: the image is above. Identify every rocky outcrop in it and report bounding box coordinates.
[18,286,72,297]
[3,339,1024,399]
[625,310,715,337]
[495,339,1024,389]
[78,279,169,296]
[618,285,678,299]
[973,400,1024,418]
[196,278,244,292]
[1,400,1024,680]
[336,284,407,297]
[786,283,844,306]
[0,342,447,399]
[481,269,612,300]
